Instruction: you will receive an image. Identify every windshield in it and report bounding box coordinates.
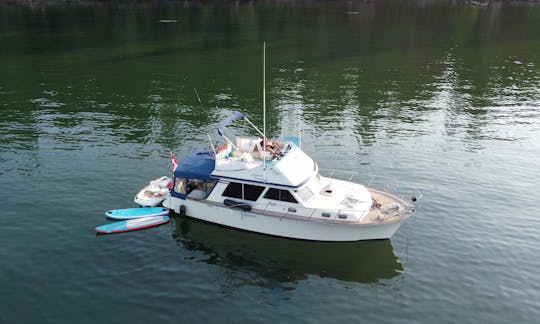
[296,186,314,203]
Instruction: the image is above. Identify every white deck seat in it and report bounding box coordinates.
[237,137,260,153]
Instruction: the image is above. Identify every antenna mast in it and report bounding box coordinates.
[263,42,267,172]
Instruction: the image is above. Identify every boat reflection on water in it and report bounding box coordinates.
[171,216,403,284]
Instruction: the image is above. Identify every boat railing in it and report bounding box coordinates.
[252,169,421,222]
[319,168,422,206]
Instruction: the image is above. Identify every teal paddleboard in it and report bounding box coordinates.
[105,207,169,220]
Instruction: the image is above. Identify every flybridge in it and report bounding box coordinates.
[212,108,317,187]
[212,141,318,188]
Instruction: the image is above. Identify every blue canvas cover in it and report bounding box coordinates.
[218,112,246,136]
[173,150,216,180]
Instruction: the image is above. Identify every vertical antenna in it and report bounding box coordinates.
[263,42,267,173]
[299,120,302,149]
[263,44,266,143]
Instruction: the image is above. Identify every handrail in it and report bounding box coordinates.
[319,168,422,204]
[242,168,422,222]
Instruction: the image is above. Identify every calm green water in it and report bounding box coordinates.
[1,1,540,323]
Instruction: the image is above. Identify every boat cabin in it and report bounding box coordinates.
[171,143,314,208]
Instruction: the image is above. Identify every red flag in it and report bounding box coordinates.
[170,152,178,170]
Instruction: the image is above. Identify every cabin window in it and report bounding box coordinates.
[174,178,187,195]
[264,188,280,200]
[264,188,298,204]
[280,190,297,203]
[222,182,265,201]
[244,184,265,201]
[222,182,243,199]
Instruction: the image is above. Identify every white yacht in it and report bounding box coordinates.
[163,113,417,241]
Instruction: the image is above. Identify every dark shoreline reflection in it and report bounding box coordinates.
[172,215,403,285]
[2,0,539,157]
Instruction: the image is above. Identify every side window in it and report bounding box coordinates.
[244,184,265,201]
[174,178,187,195]
[222,182,265,201]
[280,190,298,203]
[264,188,298,204]
[264,188,280,200]
[222,182,242,199]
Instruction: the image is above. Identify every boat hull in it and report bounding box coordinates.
[134,194,166,207]
[164,197,409,241]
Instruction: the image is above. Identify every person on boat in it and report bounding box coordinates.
[260,137,286,159]
[260,137,276,157]
[187,179,199,194]
[272,140,284,150]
